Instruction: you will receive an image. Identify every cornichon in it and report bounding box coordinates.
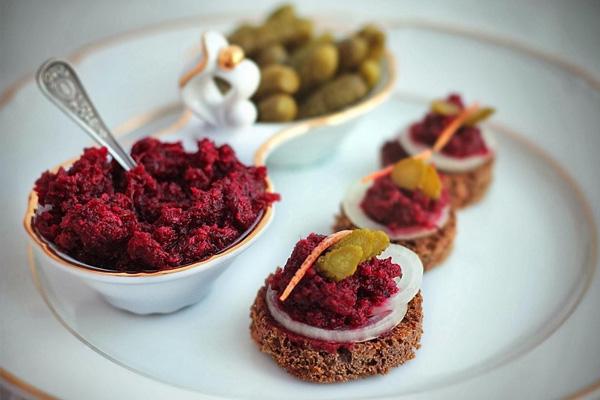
[430,100,460,116]
[464,107,495,126]
[255,44,288,66]
[359,59,380,88]
[298,74,368,118]
[358,24,386,60]
[255,64,300,99]
[337,36,368,70]
[227,6,388,121]
[391,158,442,199]
[293,43,339,92]
[257,94,298,122]
[316,229,390,281]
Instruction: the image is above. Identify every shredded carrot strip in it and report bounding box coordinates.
[360,165,393,183]
[279,230,353,301]
[432,103,480,152]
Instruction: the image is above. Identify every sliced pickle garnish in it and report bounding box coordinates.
[463,107,495,126]
[391,157,427,191]
[333,229,373,262]
[316,229,391,281]
[420,164,442,199]
[391,158,442,200]
[368,230,391,259]
[430,99,460,116]
[316,244,363,281]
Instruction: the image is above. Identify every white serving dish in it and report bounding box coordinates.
[2,9,600,400]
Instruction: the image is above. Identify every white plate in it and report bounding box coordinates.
[2,13,600,400]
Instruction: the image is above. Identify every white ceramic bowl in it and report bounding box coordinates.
[23,163,275,315]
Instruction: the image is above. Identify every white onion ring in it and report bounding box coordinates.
[265,244,423,343]
[342,180,450,240]
[398,128,496,173]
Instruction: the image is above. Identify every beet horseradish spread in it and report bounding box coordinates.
[360,175,450,233]
[409,94,490,158]
[263,229,423,349]
[268,233,401,330]
[33,138,279,272]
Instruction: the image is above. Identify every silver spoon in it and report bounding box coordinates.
[36,58,136,170]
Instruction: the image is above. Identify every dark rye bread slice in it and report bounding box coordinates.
[250,286,423,383]
[381,139,494,209]
[333,208,457,271]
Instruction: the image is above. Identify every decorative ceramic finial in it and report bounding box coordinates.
[180,31,260,128]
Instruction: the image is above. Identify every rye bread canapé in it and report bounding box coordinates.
[381,93,496,208]
[334,158,456,271]
[250,229,424,383]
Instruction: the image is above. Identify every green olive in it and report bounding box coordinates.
[258,94,298,122]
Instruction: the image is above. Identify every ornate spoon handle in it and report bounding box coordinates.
[36,59,136,170]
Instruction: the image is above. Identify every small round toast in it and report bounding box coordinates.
[333,208,457,271]
[250,286,423,383]
[381,139,494,208]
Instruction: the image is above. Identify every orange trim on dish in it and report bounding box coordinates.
[178,34,209,88]
[0,368,57,400]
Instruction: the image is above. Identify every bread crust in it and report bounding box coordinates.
[333,208,456,271]
[250,287,423,383]
[380,139,494,208]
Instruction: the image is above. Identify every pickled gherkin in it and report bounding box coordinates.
[266,4,296,22]
[332,229,389,262]
[464,107,496,126]
[359,59,380,88]
[226,5,388,121]
[255,44,288,66]
[293,43,339,91]
[298,74,368,118]
[229,17,313,56]
[315,245,363,281]
[255,64,300,98]
[337,36,368,70]
[316,229,390,281]
[257,94,298,122]
[358,24,386,60]
[228,24,257,55]
[391,158,442,200]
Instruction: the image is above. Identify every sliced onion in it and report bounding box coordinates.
[265,244,423,343]
[398,128,496,173]
[342,180,450,240]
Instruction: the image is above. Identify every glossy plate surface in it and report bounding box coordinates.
[2,13,600,400]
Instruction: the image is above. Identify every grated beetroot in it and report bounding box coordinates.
[268,234,401,330]
[360,175,449,230]
[410,93,489,158]
[33,137,279,272]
